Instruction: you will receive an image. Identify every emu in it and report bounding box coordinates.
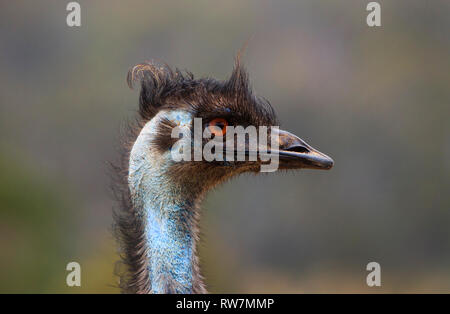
[113,56,333,294]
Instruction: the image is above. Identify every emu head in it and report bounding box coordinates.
[127,58,333,199]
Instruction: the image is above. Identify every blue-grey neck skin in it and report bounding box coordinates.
[128,110,198,294]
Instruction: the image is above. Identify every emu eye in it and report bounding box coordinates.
[207,118,228,137]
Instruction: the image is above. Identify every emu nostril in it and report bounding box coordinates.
[285,145,310,153]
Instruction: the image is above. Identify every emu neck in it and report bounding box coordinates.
[143,190,197,293]
[128,114,203,294]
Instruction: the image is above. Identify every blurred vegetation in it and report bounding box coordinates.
[0,0,449,293]
[0,151,118,293]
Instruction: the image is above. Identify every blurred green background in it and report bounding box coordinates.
[0,0,449,293]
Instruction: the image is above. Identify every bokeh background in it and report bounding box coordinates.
[0,0,449,293]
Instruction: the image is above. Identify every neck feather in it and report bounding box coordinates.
[128,114,205,293]
[144,192,201,293]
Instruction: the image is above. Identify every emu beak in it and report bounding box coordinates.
[275,129,334,170]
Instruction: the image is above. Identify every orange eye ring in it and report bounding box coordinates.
[207,118,228,137]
